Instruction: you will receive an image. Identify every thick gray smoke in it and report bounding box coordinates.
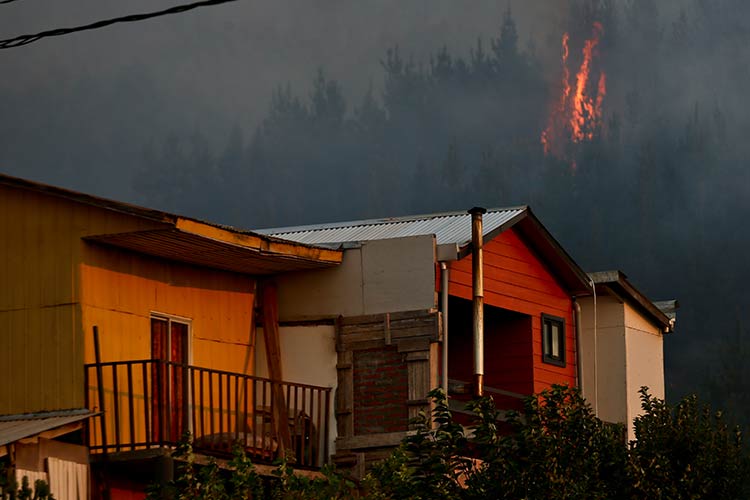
[0,0,562,198]
[2,0,749,420]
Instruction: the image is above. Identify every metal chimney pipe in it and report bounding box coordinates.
[469,207,486,397]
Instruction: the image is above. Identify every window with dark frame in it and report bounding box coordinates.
[542,313,565,367]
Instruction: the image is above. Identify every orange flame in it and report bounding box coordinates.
[541,22,606,167]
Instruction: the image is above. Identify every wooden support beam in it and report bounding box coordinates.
[260,281,292,456]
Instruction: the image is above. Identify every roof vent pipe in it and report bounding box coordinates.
[469,207,487,397]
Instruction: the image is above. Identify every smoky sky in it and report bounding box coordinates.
[0,0,565,200]
[3,1,750,410]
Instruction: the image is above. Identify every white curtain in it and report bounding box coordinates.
[47,457,89,500]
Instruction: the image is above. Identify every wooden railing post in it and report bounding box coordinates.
[93,326,108,452]
[83,357,331,467]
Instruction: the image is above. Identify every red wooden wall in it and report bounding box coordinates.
[447,298,533,398]
[447,227,576,394]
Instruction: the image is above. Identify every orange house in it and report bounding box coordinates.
[0,174,342,498]
[259,207,593,472]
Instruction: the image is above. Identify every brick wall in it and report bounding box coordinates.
[353,347,408,434]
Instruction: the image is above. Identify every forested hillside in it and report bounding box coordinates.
[130,0,750,419]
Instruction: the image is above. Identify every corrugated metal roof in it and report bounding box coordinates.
[0,409,96,447]
[257,207,528,248]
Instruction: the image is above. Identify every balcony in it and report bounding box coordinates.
[84,360,331,469]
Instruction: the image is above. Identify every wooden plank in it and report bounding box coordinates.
[335,350,354,438]
[260,281,292,454]
[396,337,431,353]
[338,309,438,326]
[407,357,430,424]
[338,339,387,352]
[336,431,410,451]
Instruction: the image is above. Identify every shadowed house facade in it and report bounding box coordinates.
[1,173,676,493]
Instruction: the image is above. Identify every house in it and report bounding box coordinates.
[1,172,676,494]
[578,271,676,441]
[258,207,676,472]
[258,207,598,472]
[0,173,342,499]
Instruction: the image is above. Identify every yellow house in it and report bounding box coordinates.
[0,173,342,498]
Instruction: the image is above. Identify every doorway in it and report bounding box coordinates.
[151,315,190,443]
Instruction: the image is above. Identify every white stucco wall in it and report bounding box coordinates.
[256,325,338,456]
[579,295,628,426]
[579,294,666,441]
[275,235,437,321]
[624,303,664,441]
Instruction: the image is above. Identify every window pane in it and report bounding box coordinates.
[551,323,560,358]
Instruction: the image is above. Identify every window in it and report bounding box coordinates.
[542,314,565,367]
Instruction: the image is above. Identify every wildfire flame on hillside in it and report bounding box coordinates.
[541,22,606,167]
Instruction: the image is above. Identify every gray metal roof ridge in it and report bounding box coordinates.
[255,206,529,235]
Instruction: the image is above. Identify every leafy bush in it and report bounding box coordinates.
[630,388,749,499]
[151,386,750,499]
[465,385,629,500]
[0,464,54,500]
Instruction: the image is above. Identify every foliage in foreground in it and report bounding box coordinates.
[151,386,750,500]
[0,465,54,500]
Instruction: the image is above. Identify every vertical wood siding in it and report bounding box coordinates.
[448,227,576,394]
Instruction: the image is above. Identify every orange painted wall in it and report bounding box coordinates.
[448,227,576,394]
[1,182,256,416]
[80,244,255,371]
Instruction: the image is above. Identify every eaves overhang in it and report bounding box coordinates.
[588,270,675,332]
[85,217,343,276]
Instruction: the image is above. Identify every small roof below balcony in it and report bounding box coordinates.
[0,409,97,449]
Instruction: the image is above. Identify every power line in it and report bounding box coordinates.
[0,0,240,49]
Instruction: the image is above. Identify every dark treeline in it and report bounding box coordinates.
[134,0,750,421]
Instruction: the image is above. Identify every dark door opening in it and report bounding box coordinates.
[151,316,189,443]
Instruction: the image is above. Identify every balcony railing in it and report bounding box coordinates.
[84,360,331,468]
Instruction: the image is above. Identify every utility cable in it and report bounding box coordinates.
[0,0,240,49]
